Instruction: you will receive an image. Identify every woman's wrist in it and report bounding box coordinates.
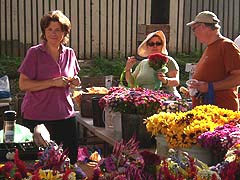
[162,78,168,85]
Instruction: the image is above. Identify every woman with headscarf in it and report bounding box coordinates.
[125,30,181,98]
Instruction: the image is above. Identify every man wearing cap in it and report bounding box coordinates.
[186,11,240,111]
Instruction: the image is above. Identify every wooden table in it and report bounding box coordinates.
[75,112,122,155]
[75,112,156,155]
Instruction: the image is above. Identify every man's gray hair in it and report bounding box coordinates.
[204,22,221,30]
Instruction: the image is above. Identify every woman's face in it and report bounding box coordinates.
[45,21,64,46]
[147,36,163,54]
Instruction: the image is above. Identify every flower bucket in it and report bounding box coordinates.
[111,112,122,139]
[81,94,104,118]
[103,107,113,132]
[121,113,152,148]
[179,146,213,165]
[155,134,214,165]
[155,135,169,158]
[103,107,121,136]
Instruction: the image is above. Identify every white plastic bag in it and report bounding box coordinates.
[0,124,33,143]
[0,75,11,99]
[33,124,51,147]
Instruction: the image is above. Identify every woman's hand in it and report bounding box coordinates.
[52,76,70,87]
[188,81,208,93]
[179,86,190,98]
[157,72,168,85]
[125,56,137,71]
[19,73,69,92]
[68,76,81,87]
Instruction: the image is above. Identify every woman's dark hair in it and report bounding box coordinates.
[40,10,71,44]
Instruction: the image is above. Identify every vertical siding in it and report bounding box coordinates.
[169,0,240,54]
[0,0,239,59]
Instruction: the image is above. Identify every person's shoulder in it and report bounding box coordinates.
[141,58,148,62]
[166,55,177,63]
[166,55,179,69]
[135,59,148,68]
[61,44,76,55]
[137,58,147,64]
[28,44,43,51]
[234,35,240,47]
[219,36,233,43]
[219,37,239,49]
[234,35,240,42]
[25,44,45,56]
[61,44,74,51]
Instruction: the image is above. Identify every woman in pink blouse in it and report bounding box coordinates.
[18,10,80,163]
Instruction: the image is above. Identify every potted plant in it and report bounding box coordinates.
[99,86,189,147]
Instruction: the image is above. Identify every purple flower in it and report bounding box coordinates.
[99,87,189,116]
[198,124,240,159]
[104,157,117,172]
[77,147,90,162]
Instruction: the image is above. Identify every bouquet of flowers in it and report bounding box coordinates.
[210,142,240,180]
[99,86,186,116]
[93,136,162,179]
[148,53,168,90]
[158,149,220,180]
[95,137,240,180]
[0,142,86,180]
[148,53,168,72]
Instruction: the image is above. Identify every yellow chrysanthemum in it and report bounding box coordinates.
[39,169,63,180]
[145,105,240,148]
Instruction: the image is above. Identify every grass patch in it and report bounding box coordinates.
[0,55,22,79]
[172,51,201,86]
[0,52,202,87]
[78,55,126,77]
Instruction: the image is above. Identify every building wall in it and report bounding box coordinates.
[169,0,240,54]
[0,0,239,59]
[0,0,151,59]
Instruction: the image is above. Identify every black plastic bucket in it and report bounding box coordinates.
[121,113,153,148]
[92,97,105,127]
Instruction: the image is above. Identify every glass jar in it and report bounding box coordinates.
[3,110,16,143]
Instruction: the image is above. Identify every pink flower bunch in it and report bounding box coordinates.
[0,149,27,180]
[0,142,86,180]
[198,123,240,160]
[34,142,70,172]
[210,142,240,179]
[99,87,176,116]
[93,136,162,179]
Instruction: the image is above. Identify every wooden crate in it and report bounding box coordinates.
[137,24,170,47]
[81,76,105,89]
[80,94,105,118]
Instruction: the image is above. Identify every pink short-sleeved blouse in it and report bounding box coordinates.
[18,42,80,120]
